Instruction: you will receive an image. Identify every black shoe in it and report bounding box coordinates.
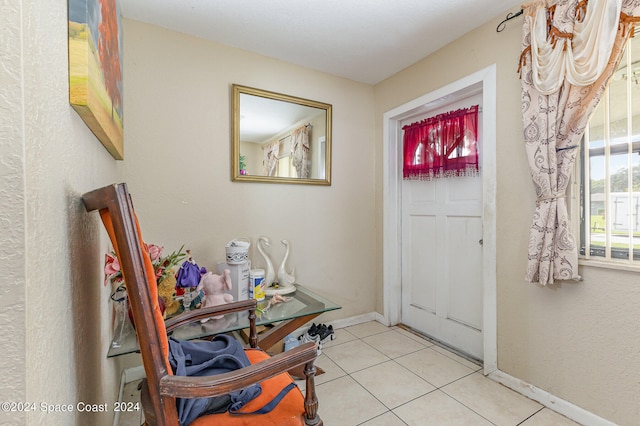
[299,323,319,342]
[317,324,335,344]
[308,323,319,336]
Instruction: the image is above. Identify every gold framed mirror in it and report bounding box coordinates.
[232,84,332,185]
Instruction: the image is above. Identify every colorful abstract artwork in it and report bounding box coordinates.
[68,0,124,159]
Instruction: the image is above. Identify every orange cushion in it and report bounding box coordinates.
[99,209,171,373]
[190,349,306,426]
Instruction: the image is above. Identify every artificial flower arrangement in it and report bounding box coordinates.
[105,244,199,319]
[104,243,209,320]
[104,243,186,287]
[104,243,188,345]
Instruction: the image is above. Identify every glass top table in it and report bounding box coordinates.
[108,284,341,358]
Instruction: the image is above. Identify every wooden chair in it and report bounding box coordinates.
[83,183,322,426]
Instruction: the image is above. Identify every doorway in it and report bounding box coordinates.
[382,65,497,373]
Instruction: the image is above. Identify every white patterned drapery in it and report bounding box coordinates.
[520,0,640,285]
[529,0,622,93]
[291,125,310,178]
[262,140,280,176]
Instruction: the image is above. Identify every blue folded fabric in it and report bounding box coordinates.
[168,335,262,425]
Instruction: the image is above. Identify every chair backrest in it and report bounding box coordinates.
[83,183,179,425]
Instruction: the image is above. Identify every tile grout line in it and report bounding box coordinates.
[437,370,504,426]
[381,369,488,423]
[344,326,550,426]
[516,406,545,425]
[323,329,484,425]
[355,329,497,426]
[356,410,409,426]
[333,334,421,425]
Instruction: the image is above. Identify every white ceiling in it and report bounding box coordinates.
[119,0,524,85]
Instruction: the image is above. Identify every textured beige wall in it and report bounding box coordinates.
[374,12,640,426]
[3,0,122,425]
[121,20,376,322]
[1,1,27,424]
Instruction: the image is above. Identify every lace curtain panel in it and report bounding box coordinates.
[519,0,640,285]
[403,105,479,181]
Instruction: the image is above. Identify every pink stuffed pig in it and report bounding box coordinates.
[196,270,234,321]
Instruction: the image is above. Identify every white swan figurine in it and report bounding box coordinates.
[277,239,296,287]
[257,236,275,287]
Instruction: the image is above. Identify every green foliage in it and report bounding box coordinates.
[157,245,187,283]
[590,163,640,193]
[590,179,605,193]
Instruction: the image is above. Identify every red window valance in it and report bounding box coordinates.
[403,105,479,180]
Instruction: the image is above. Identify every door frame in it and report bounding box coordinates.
[382,65,497,374]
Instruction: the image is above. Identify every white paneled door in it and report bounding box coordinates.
[401,174,483,360]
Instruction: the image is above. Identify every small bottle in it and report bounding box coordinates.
[250,269,265,301]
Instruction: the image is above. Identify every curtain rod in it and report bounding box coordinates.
[496,9,523,32]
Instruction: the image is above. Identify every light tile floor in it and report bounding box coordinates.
[119,321,581,425]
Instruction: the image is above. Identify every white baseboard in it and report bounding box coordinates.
[328,312,379,330]
[292,312,382,336]
[488,369,616,426]
[373,311,389,326]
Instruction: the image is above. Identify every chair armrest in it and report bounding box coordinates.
[164,299,257,333]
[158,342,318,398]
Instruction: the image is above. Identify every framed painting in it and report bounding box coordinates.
[68,0,124,160]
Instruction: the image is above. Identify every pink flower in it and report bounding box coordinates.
[103,243,185,288]
[104,253,120,276]
[147,244,163,262]
[104,253,121,286]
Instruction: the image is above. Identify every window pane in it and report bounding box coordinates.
[633,153,640,259]
[609,44,628,144]
[589,153,606,257]
[609,153,629,193]
[611,152,632,259]
[581,28,640,263]
[610,152,629,217]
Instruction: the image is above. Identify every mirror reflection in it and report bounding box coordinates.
[232,84,332,185]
